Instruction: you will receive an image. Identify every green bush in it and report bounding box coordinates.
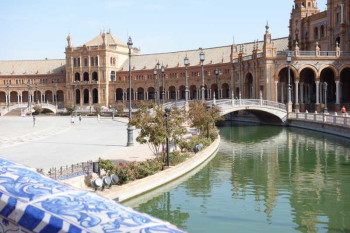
[169,151,190,166]
[98,158,115,175]
[179,135,212,152]
[112,158,163,185]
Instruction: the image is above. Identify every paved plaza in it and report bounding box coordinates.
[0,116,155,171]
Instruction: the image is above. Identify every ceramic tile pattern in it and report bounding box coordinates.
[0,158,184,233]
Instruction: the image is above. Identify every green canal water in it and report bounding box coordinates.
[128,125,350,233]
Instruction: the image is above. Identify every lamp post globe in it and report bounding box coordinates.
[200,49,205,102]
[127,36,134,147]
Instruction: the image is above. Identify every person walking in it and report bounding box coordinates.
[33,115,36,127]
[71,115,75,125]
[79,114,82,124]
[341,106,347,116]
[97,113,100,123]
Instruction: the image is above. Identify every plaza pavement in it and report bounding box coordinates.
[0,116,155,171]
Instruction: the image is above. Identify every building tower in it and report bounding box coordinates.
[289,0,320,50]
[327,0,350,51]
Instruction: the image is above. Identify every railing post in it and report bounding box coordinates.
[333,116,336,124]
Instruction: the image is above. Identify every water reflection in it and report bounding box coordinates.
[134,126,350,233]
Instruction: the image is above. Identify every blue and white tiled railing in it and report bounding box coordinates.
[0,158,184,233]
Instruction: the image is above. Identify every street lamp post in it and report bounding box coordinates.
[200,48,205,102]
[164,107,171,167]
[153,68,158,105]
[27,81,32,115]
[286,54,293,113]
[184,56,190,105]
[323,82,328,114]
[127,37,134,147]
[161,65,166,106]
[54,82,58,112]
[5,82,10,111]
[214,68,221,100]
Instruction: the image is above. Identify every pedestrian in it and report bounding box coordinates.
[341,106,346,116]
[79,114,82,124]
[97,114,100,122]
[33,115,36,127]
[71,115,75,125]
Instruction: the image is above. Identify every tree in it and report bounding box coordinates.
[187,101,223,139]
[33,105,43,115]
[129,103,186,159]
[113,103,125,116]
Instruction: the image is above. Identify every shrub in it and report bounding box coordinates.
[112,158,163,185]
[98,158,115,175]
[33,105,43,115]
[179,135,211,152]
[169,151,190,166]
[65,105,75,115]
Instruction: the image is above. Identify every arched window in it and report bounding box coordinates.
[83,72,89,81]
[320,25,325,38]
[95,57,98,66]
[314,27,319,40]
[92,72,98,81]
[73,58,77,67]
[74,73,80,81]
[91,57,94,66]
[84,58,88,67]
[110,71,116,81]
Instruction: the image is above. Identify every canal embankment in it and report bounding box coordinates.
[100,136,220,202]
[288,112,350,139]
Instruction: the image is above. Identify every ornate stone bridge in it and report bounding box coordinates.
[167,99,288,123]
[1,103,57,116]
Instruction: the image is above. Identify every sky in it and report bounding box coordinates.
[0,0,327,60]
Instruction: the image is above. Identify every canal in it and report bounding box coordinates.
[126,125,350,233]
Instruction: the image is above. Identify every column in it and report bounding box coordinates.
[145,91,148,100]
[5,95,8,106]
[17,94,20,104]
[275,81,278,102]
[315,81,320,104]
[300,82,304,104]
[335,80,340,105]
[295,81,299,105]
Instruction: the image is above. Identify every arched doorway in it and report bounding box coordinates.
[0,92,6,105]
[222,83,230,98]
[83,72,89,82]
[75,89,81,104]
[244,73,253,98]
[137,87,144,100]
[75,73,80,81]
[148,87,155,100]
[57,90,64,102]
[179,85,186,100]
[45,90,53,102]
[84,89,89,104]
[126,88,134,100]
[320,68,336,110]
[116,88,123,101]
[340,68,350,103]
[22,91,29,103]
[10,91,18,104]
[299,68,316,111]
[92,89,98,104]
[169,86,176,100]
[190,85,196,100]
[33,91,41,103]
[211,84,218,99]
